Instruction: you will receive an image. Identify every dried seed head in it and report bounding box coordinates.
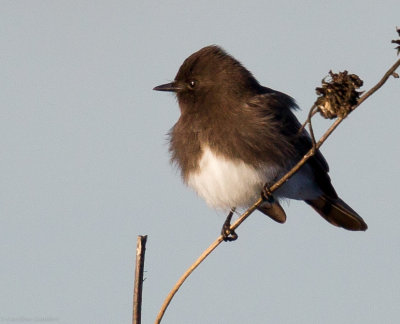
[314,70,363,119]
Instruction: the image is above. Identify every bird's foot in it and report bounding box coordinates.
[221,209,238,241]
[262,185,274,203]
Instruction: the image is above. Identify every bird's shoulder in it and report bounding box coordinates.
[247,87,299,112]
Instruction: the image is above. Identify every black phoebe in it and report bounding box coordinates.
[154,45,367,238]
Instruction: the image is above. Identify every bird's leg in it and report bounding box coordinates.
[221,208,238,241]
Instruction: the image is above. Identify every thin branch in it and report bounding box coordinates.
[155,57,400,324]
[133,235,147,324]
[299,104,318,133]
[307,104,318,150]
[154,204,259,324]
[355,58,400,107]
[154,237,221,323]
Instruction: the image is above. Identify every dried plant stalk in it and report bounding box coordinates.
[133,235,147,324]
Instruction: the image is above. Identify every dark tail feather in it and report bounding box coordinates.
[257,200,287,224]
[305,195,368,231]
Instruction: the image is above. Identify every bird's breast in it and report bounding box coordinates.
[186,146,280,210]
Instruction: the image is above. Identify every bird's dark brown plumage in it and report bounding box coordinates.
[155,45,367,232]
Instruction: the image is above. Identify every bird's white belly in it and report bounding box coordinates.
[186,146,322,210]
[187,147,279,210]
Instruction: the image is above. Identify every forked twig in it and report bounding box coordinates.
[154,57,400,324]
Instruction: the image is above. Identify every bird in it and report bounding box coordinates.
[153,45,367,240]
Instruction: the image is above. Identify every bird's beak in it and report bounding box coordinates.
[153,82,180,92]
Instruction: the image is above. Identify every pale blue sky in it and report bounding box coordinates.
[1,1,399,323]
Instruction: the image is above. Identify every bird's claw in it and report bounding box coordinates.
[221,209,238,241]
[262,185,274,203]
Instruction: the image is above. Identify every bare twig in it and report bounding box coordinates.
[155,57,400,323]
[299,104,318,133]
[154,203,258,324]
[306,104,318,150]
[355,58,400,107]
[133,235,147,324]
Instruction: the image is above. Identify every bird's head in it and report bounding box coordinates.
[154,45,261,113]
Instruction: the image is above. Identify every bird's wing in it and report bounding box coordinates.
[252,90,338,199]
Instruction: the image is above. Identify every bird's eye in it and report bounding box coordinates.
[188,80,197,89]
